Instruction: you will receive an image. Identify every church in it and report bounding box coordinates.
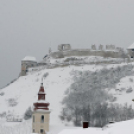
[32,82,51,134]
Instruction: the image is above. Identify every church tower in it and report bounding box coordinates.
[32,83,50,134]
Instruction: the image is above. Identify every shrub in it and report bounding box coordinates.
[8,98,18,107]
[24,107,32,120]
[0,112,6,118]
[59,115,65,121]
[108,96,117,102]
[66,115,72,122]
[115,89,120,91]
[0,92,4,96]
[73,119,81,127]
[129,78,133,82]
[43,72,49,78]
[120,87,126,91]
[126,87,133,93]
[64,89,69,95]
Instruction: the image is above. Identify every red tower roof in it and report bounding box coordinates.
[33,83,50,111]
[38,83,45,93]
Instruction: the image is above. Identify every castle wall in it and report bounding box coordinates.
[21,61,37,68]
[127,49,134,58]
[50,49,125,59]
[20,61,37,76]
[58,44,71,51]
[50,51,64,58]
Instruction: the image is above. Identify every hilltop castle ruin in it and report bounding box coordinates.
[20,44,130,76]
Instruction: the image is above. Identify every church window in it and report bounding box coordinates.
[33,116,35,122]
[41,95,44,99]
[41,115,44,123]
[40,129,44,133]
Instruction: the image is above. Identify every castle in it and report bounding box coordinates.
[20,44,130,76]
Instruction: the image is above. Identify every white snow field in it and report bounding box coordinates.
[58,119,134,134]
[0,59,134,134]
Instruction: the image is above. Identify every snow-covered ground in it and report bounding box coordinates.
[0,61,134,134]
[58,119,134,134]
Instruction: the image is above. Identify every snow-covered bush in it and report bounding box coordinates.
[59,115,65,121]
[66,115,72,122]
[109,96,117,102]
[43,72,49,78]
[7,98,18,107]
[129,78,133,82]
[0,112,6,118]
[120,87,126,91]
[0,92,4,96]
[64,88,69,95]
[24,107,32,120]
[69,64,134,93]
[126,87,133,93]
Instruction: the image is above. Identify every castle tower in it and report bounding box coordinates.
[20,56,37,76]
[32,83,50,134]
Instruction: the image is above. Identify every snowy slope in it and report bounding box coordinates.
[0,64,105,124]
[1,61,134,134]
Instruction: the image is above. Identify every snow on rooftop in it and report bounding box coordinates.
[128,43,134,49]
[35,100,49,103]
[22,56,37,62]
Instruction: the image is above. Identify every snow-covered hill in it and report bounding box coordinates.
[1,58,134,134]
[0,64,106,123]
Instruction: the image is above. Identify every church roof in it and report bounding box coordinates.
[22,56,37,62]
[128,43,134,49]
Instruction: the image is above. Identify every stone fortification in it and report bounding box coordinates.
[20,56,37,76]
[127,43,134,58]
[58,44,71,51]
[50,44,128,59]
[20,44,129,76]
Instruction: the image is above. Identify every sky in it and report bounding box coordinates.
[0,0,134,88]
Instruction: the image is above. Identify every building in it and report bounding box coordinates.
[20,56,37,76]
[32,83,51,134]
[127,43,134,58]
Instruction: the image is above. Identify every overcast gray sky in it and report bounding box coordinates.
[0,0,134,88]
